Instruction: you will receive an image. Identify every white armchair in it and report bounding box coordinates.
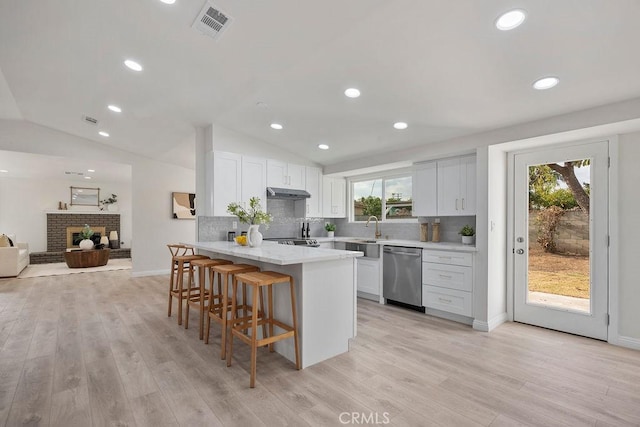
[0,235,30,277]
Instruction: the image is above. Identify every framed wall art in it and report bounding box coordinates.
[172,192,196,219]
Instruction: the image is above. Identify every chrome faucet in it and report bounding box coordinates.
[366,215,382,239]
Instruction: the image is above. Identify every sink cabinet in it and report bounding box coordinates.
[357,257,380,300]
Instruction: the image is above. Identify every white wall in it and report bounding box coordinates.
[0,176,131,252]
[0,119,196,275]
[617,134,640,340]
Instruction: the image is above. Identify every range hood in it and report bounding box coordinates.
[266,187,311,200]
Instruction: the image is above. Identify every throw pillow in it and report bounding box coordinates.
[0,234,10,247]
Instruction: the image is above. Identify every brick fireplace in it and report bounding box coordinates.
[29,212,130,264]
[46,213,120,251]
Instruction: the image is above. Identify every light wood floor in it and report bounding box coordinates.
[1,271,639,427]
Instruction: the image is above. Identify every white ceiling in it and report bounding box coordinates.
[1,0,640,170]
[0,150,131,184]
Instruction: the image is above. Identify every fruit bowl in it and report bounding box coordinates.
[235,236,248,246]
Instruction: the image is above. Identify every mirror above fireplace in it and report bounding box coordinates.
[70,186,100,206]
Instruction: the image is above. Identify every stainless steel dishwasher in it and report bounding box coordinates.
[383,246,424,311]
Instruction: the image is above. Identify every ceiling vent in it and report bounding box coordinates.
[192,2,233,41]
[65,171,85,176]
[82,115,98,125]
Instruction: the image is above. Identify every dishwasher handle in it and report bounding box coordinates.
[383,247,421,257]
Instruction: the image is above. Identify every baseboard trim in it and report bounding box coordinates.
[473,312,509,332]
[131,269,169,278]
[616,335,640,351]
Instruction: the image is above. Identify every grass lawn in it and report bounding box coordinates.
[528,247,590,299]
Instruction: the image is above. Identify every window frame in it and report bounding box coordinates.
[348,167,417,223]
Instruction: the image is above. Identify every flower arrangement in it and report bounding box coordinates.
[100,193,118,205]
[80,224,94,240]
[227,197,272,227]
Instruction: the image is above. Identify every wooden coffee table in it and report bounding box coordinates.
[64,249,110,268]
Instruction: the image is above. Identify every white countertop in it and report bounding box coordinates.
[314,237,477,252]
[183,241,363,265]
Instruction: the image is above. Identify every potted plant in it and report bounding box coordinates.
[227,197,272,247]
[101,193,118,211]
[325,223,336,238]
[459,225,475,245]
[79,224,95,250]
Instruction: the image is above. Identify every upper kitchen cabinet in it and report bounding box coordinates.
[211,151,241,216]
[437,155,476,216]
[209,152,266,217]
[304,166,323,217]
[413,161,437,217]
[322,176,346,218]
[241,156,267,207]
[267,160,305,189]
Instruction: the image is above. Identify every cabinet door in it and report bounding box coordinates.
[436,157,461,216]
[460,155,476,215]
[288,163,306,189]
[332,178,346,217]
[241,156,267,208]
[357,258,380,296]
[212,151,241,216]
[266,159,287,187]
[305,166,323,217]
[322,176,334,218]
[413,161,437,216]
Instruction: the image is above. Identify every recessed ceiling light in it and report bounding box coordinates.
[496,9,527,31]
[0,170,8,173]
[108,105,122,113]
[160,0,176,3]
[533,76,559,90]
[87,169,95,173]
[99,131,110,137]
[344,88,361,98]
[318,144,330,150]
[270,123,283,130]
[393,122,408,130]
[84,176,92,180]
[124,59,143,72]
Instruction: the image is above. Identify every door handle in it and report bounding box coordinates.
[455,199,459,210]
[462,198,465,210]
[516,249,524,254]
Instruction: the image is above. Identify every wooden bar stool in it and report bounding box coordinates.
[167,244,208,325]
[204,263,260,359]
[227,271,300,388]
[186,258,233,339]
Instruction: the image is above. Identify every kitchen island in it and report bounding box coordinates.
[183,241,362,368]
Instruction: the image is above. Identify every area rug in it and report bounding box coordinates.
[18,258,132,278]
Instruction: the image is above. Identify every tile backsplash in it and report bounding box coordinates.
[198,198,475,244]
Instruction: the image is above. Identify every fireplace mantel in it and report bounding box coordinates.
[45,211,120,215]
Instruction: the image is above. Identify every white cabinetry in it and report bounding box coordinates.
[413,161,437,217]
[267,160,305,189]
[210,152,266,217]
[322,177,346,218]
[304,166,323,217]
[212,151,241,217]
[241,156,267,207]
[357,258,380,300]
[422,249,473,317]
[436,155,476,216]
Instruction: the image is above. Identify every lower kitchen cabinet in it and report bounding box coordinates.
[357,257,380,300]
[318,241,334,249]
[422,249,473,317]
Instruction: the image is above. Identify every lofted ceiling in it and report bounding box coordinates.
[1,1,640,170]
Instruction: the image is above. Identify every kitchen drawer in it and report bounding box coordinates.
[422,249,472,266]
[422,262,472,292]
[423,285,472,317]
